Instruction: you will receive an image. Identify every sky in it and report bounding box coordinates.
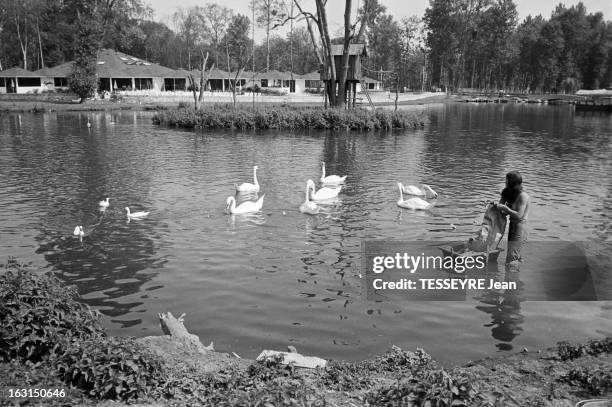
[148,0,612,40]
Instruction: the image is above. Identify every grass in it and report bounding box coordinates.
[152,104,427,131]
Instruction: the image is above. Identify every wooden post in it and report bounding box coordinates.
[353,82,357,108]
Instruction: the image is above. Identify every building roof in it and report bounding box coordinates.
[33,49,183,78]
[35,62,74,77]
[330,43,367,57]
[576,89,612,96]
[362,76,381,84]
[301,71,322,81]
[0,67,39,77]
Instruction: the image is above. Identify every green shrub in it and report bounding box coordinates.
[564,367,612,395]
[57,336,164,401]
[152,105,427,131]
[557,338,612,361]
[0,259,104,363]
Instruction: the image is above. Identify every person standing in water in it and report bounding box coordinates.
[495,171,530,269]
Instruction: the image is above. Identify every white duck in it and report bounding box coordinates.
[235,166,260,192]
[307,179,341,201]
[99,197,110,208]
[125,207,150,219]
[73,226,84,240]
[226,195,265,214]
[398,183,438,199]
[320,162,347,185]
[299,181,320,215]
[397,183,433,210]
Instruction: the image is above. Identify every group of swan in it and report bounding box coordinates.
[396,183,437,210]
[228,163,347,215]
[74,198,149,239]
[227,165,265,214]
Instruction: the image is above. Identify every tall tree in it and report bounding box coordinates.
[256,0,286,71]
[201,3,233,69]
[223,14,252,106]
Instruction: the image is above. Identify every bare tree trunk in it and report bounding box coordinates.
[337,0,353,109]
[15,10,28,70]
[266,8,270,71]
[158,312,214,352]
[36,17,44,69]
[198,51,210,103]
[188,74,198,109]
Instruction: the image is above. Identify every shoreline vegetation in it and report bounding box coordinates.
[1,260,611,406]
[152,105,427,131]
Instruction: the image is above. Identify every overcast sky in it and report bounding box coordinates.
[147,0,612,40]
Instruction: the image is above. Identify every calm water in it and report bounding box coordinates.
[0,104,610,365]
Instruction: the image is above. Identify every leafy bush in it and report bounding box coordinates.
[0,259,104,363]
[152,105,427,131]
[57,336,164,401]
[563,367,612,395]
[557,338,612,361]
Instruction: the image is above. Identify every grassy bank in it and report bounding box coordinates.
[152,104,427,131]
[1,260,611,406]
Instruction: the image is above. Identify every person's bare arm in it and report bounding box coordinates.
[497,193,528,220]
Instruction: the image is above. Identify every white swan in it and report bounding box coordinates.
[235,166,260,192]
[320,162,347,185]
[308,179,341,201]
[226,195,264,214]
[397,183,433,210]
[86,119,91,128]
[73,225,84,238]
[125,207,150,219]
[99,197,110,208]
[299,181,320,215]
[398,182,438,199]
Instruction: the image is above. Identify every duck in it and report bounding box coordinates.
[73,225,84,240]
[320,162,347,185]
[125,207,150,219]
[235,166,260,192]
[398,182,438,199]
[226,195,265,214]
[397,183,433,210]
[307,179,341,201]
[299,181,320,215]
[99,197,110,208]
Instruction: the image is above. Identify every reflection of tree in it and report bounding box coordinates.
[475,271,525,351]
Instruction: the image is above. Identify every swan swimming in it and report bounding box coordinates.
[99,197,110,208]
[307,179,341,201]
[398,183,438,199]
[299,181,320,215]
[235,166,260,192]
[226,195,265,214]
[73,226,84,240]
[397,183,433,210]
[86,119,91,128]
[125,207,150,219]
[320,162,347,185]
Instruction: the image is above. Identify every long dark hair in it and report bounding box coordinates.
[501,171,523,204]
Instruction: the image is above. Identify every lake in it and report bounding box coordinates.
[0,103,610,365]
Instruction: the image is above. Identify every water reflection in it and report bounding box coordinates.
[475,270,526,351]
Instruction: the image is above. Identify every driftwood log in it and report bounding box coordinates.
[158,312,214,353]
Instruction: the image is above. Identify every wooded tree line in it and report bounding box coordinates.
[0,0,610,94]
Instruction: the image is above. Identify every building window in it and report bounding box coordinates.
[17,77,41,87]
[135,78,152,90]
[54,77,68,87]
[261,79,268,87]
[0,78,5,87]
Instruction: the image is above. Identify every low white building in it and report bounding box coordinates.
[0,67,43,94]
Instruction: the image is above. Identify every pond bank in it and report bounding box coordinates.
[1,262,610,406]
[0,93,450,113]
